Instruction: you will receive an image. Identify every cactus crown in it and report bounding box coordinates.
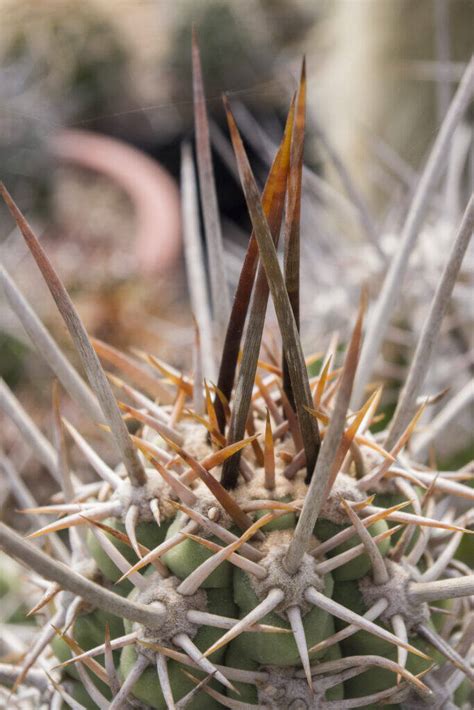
[0,34,473,710]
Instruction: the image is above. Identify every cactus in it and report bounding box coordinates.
[0,35,473,710]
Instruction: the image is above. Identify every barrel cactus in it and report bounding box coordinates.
[0,34,473,710]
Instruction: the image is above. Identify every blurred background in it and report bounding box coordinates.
[0,0,473,498]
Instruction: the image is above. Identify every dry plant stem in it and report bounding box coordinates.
[176,674,215,710]
[27,582,61,616]
[282,60,305,406]
[118,521,199,580]
[0,664,49,692]
[14,599,72,690]
[437,616,474,685]
[311,502,410,557]
[131,436,172,467]
[57,632,138,668]
[120,402,183,446]
[109,654,149,710]
[287,604,312,688]
[417,623,474,682]
[181,142,216,381]
[183,533,267,578]
[324,686,409,709]
[104,625,121,698]
[210,118,241,182]
[143,643,268,683]
[340,498,389,584]
[313,121,384,261]
[392,614,408,678]
[177,515,270,593]
[177,674,238,710]
[173,633,234,691]
[419,530,464,582]
[315,526,401,575]
[0,184,147,487]
[386,195,474,447]
[177,541,240,595]
[285,295,364,574]
[186,610,283,633]
[280,386,304,451]
[406,468,474,500]
[304,588,427,660]
[0,452,69,563]
[156,653,175,710]
[309,598,388,654]
[92,338,173,404]
[140,453,197,507]
[47,674,86,710]
[75,663,109,710]
[264,410,275,489]
[203,588,284,657]
[409,575,474,603]
[218,98,295,478]
[246,408,264,468]
[192,321,205,416]
[233,100,358,227]
[62,419,121,489]
[52,385,75,504]
[107,373,168,422]
[91,527,146,589]
[0,379,59,481]
[58,621,128,681]
[307,655,430,698]
[163,436,256,533]
[224,97,319,485]
[412,381,474,456]
[445,124,471,220]
[0,523,166,629]
[434,0,453,124]
[192,30,229,335]
[359,405,426,490]
[169,501,263,562]
[322,388,380,495]
[85,517,169,578]
[0,265,102,422]
[220,259,277,482]
[28,500,120,538]
[145,355,192,399]
[361,505,468,533]
[257,374,283,425]
[352,57,474,408]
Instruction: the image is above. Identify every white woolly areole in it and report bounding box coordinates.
[235,467,308,506]
[116,470,176,522]
[179,419,214,460]
[320,472,364,524]
[189,481,233,530]
[132,575,206,645]
[257,667,321,708]
[359,561,429,630]
[77,558,100,585]
[251,530,323,615]
[360,447,383,472]
[402,677,453,710]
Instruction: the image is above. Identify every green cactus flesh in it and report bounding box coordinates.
[162,517,233,588]
[87,517,171,585]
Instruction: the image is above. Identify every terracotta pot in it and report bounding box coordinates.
[51,129,181,274]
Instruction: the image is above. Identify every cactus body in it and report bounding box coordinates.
[0,36,473,710]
